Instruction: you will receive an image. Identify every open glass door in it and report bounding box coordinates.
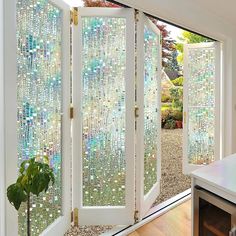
[136,12,162,220]
[183,42,221,174]
[72,8,135,225]
[13,0,71,235]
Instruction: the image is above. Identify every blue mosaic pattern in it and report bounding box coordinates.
[143,25,159,195]
[16,0,62,234]
[82,17,127,206]
[187,47,215,165]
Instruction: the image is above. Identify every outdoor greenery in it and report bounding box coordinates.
[172,76,184,86]
[161,94,172,103]
[170,87,183,112]
[161,109,183,129]
[7,157,55,236]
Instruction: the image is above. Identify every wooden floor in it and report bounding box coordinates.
[129,200,191,236]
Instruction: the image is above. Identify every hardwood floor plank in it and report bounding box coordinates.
[129,200,191,236]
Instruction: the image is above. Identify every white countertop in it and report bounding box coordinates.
[191,154,236,197]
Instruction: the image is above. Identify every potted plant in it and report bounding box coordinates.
[7,157,55,236]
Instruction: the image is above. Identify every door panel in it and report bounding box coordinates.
[183,42,221,174]
[72,8,135,225]
[136,12,162,220]
[14,0,71,235]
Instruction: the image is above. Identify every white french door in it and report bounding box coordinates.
[5,0,71,235]
[72,8,136,225]
[135,12,162,220]
[183,42,221,174]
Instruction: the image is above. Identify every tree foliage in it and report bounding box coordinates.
[166,49,179,71]
[82,0,177,67]
[7,157,55,210]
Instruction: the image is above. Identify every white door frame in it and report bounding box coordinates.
[4,0,71,235]
[72,7,136,225]
[183,42,221,174]
[136,11,162,220]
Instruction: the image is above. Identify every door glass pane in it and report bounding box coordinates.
[187,47,215,165]
[82,17,126,206]
[143,25,159,195]
[17,0,62,235]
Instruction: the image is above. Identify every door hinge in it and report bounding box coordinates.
[70,106,74,119]
[70,7,78,25]
[135,106,139,118]
[71,208,79,226]
[134,210,139,223]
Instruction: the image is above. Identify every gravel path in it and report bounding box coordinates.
[65,225,113,236]
[65,129,190,235]
[154,128,191,205]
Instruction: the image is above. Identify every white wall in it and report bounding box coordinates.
[0,0,5,234]
[117,0,236,156]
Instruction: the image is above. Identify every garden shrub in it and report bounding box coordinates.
[164,119,176,129]
[161,109,171,128]
[161,94,172,103]
[170,87,183,112]
[172,110,183,121]
[162,109,183,128]
[161,103,172,111]
[172,76,184,86]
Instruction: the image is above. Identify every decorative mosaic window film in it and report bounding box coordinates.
[143,25,159,195]
[81,17,127,206]
[187,47,216,165]
[16,0,62,235]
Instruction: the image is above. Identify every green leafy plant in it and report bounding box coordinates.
[170,87,183,112]
[161,109,172,128]
[161,93,172,103]
[172,110,183,121]
[164,118,176,129]
[172,76,184,87]
[7,157,55,236]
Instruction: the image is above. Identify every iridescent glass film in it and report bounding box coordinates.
[82,17,126,206]
[16,0,62,235]
[143,25,159,195]
[187,47,215,165]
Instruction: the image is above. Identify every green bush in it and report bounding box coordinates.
[172,76,184,86]
[161,94,172,103]
[161,103,172,111]
[164,119,176,129]
[161,108,183,128]
[170,87,183,112]
[161,109,172,123]
[172,110,183,121]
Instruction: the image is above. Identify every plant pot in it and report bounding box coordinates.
[175,120,183,129]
